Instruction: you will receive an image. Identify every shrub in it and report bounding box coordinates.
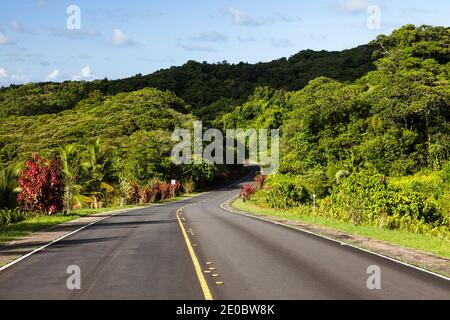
[255,175,267,190]
[441,161,450,184]
[329,170,449,234]
[240,184,256,201]
[17,154,65,215]
[183,180,195,194]
[0,209,39,227]
[389,172,445,200]
[140,187,154,204]
[127,182,141,204]
[171,181,181,197]
[374,190,447,226]
[255,175,311,209]
[159,182,172,200]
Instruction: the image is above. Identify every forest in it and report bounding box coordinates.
[0,25,449,240]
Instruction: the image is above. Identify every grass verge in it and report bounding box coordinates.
[232,199,450,259]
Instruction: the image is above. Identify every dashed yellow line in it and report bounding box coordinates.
[176,207,213,300]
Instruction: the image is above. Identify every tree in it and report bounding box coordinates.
[0,164,21,209]
[60,144,91,211]
[17,154,65,214]
[81,139,115,208]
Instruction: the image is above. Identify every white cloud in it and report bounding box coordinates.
[50,27,99,40]
[107,28,135,47]
[0,32,9,45]
[270,38,294,48]
[10,72,32,83]
[0,68,7,78]
[223,7,263,26]
[189,32,228,43]
[0,69,32,85]
[45,69,60,81]
[339,0,370,13]
[178,43,217,52]
[72,65,95,81]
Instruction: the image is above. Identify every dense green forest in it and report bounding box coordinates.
[229,25,450,238]
[0,44,374,121]
[1,25,449,239]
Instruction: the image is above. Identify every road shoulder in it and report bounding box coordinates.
[222,196,450,279]
[0,206,147,268]
[0,192,209,269]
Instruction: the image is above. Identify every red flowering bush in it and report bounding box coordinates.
[17,154,65,215]
[128,182,141,204]
[255,175,267,190]
[159,182,172,200]
[240,184,256,201]
[153,182,162,201]
[140,187,154,204]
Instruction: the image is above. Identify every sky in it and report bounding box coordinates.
[0,0,449,86]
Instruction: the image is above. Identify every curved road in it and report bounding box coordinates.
[0,175,449,299]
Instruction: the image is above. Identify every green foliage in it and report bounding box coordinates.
[255,175,311,209]
[441,161,450,184]
[0,165,20,209]
[0,25,449,240]
[0,88,194,166]
[328,171,449,237]
[0,82,93,117]
[0,208,39,226]
[0,45,374,120]
[183,180,195,194]
[214,87,291,130]
[251,169,450,239]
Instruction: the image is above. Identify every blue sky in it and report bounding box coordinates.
[0,0,449,86]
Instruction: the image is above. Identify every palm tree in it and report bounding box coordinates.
[0,164,21,209]
[81,139,115,208]
[60,145,91,212]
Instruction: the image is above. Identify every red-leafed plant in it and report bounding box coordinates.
[17,154,65,215]
[153,182,162,201]
[240,184,256,201]
[140,187,153,204]
[159,182,172,200]
[255,174,267,190]
[128,182,141,204]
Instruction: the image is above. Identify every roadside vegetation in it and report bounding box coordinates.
[0,88,242,233]
[232,198,450,259]
[232,25,450,255]
[1,25,449,249]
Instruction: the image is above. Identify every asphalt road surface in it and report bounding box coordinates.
[0,174,449,300]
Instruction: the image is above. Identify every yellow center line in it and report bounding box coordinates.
[176,208,213,300]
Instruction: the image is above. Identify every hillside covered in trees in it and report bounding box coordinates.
[225,25,450,238]
[0,44,374,121]
[1,25,450,239]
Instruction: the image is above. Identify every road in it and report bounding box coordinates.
[0,174,449,299]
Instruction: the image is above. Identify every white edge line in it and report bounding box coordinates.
[220,196,450,282]
[0,194,204,273]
